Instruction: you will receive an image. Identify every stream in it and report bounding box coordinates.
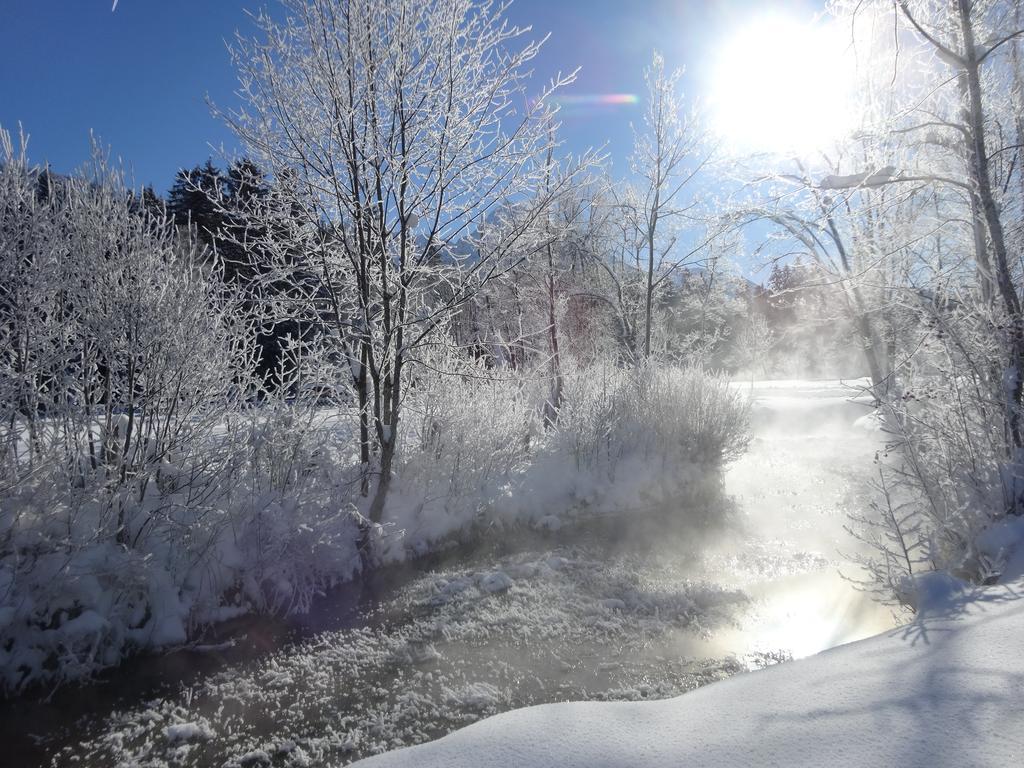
[1,380,901,768]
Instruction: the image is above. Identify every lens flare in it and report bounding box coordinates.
[550,93,639,117]
[555,93,639,105]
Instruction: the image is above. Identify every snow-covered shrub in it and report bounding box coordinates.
[566,362,746,523]
[558,362,750,475]
[379,345,538,554]
[848,302,1024,605]
[0,400,366,691]
[220,400,363,615]
[375,354,749,555]
[1,135,255,523]
[0,133,365,691]
[541,362,748,520]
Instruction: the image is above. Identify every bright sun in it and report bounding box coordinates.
[710,14,857,156]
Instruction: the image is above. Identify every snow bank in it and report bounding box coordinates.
[352,581,1024,768]
[164,721,215,743]
[975,516,1024,582]
[0,406,363,693]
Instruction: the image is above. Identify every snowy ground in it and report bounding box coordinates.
[4,379,905,767]
[349,382,1024,768]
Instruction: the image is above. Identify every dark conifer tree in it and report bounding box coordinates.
[167,159,224,244]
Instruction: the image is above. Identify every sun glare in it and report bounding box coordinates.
[710,14,857,156]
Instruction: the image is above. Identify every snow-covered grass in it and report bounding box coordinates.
[352,574,1024,768]
[339,379,1023,768]
[9,377,926,767]
[8,378,874,767]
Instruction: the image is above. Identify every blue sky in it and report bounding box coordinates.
[0,0,821,193]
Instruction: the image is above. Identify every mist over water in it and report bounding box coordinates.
[715,381,899,655]
[583,378,899,665]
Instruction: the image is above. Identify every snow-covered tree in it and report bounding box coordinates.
[217,0,594,531]
[804,0,1024,596]
[630,52,713,359]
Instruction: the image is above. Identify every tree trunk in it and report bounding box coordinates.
[368,432,394,524]
[368,355,401,525]
[544,242,563,428]
[644,221,656,359]
[356,341,371,497]
[957,0,1024,452]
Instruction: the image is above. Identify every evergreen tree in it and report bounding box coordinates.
[166,157,321,390]
[167,159,223,243]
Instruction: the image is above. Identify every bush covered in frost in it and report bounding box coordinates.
[377,355,750,558]
[0,138,361,691]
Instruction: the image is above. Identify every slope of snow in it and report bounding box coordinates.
[352,578,1024,767]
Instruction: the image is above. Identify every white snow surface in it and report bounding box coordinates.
[354,577,1024,768]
